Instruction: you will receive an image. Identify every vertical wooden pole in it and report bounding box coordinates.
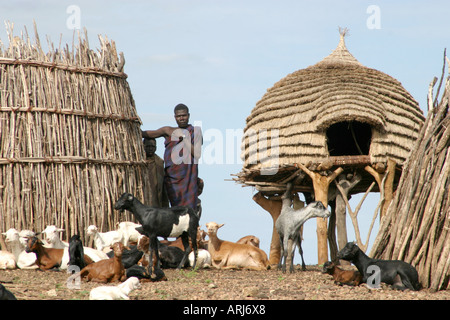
[297,163,343,265]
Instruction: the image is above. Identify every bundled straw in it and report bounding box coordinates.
[370,51,450,291]
[0,23,150,242]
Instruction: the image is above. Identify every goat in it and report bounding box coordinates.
[25,236,70,270]
[89,276,141,300]
[125,265,167,282]
[80,242,128,283]
[116,221,142,246]
[0,284,17,300]
[68,235,93,270]
[337,242,421,291]
[42,225,109,262]
[236,235,260,248]
[114,192,199,274]
[206,222,270,270]
[322,261,363,286]
[87,225,123,252]
[136,234,186,269]
[189,249,211,269]
[41,225,68,248]
[0,251,16,270]
[275,183,330,273]
[106,244,143,269]
[2,228,38,269]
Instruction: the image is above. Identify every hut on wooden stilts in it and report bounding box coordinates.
[0,24,149,244]
[234,29,425,265]
[370,53,450,291]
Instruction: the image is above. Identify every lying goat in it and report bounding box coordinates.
[322,261,362,286]
[276,183,330,273]
[337,242,421,291]
[89,276,141,300]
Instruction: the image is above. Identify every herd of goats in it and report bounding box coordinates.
[0,183,421,300]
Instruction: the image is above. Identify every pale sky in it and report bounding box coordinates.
[1,0,449,264]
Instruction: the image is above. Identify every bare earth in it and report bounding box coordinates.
[1,265,448,301]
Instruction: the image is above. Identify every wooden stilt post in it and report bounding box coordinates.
[365,159,396,219]
[297,163,343,265]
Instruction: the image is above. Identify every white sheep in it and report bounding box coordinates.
[189,249,211,269]
[116,221,142,246]
[42,225,109,262]
[89,277,141,300]
[87,225,123,252]
[2,228,38,269]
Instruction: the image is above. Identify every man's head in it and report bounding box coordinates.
[143,137,157,158]
[174,103,190,128]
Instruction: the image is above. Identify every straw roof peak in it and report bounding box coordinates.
[316,27,362,67]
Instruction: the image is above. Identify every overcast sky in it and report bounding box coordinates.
[1,0,449,264]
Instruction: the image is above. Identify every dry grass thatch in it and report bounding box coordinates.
[0,23,149,242]
[370,53,450,291]
[238,30,424,187]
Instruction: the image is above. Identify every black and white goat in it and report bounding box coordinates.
[275,183,330,273]
[114,193,199,275]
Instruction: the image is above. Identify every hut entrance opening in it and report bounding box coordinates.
[326,121,372,156]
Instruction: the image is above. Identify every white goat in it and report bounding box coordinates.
[116,221,142,246]
[2,228,38,269]
[87,225,123,252]
[275,183,331,273]
[89,277,141,300]
[189,249,211,269]
[42,225,109,262]
[0,251,16,269]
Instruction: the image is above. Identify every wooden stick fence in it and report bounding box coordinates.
[0,23,150,243]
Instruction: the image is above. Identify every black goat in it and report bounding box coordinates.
[158,242,189,269]
[0,284,17,300]
[106,244,143,269]
[337,242,421,291]
[114,193,199,275]
[68,235,91,269]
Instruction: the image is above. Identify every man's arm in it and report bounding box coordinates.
[141,126,174,139]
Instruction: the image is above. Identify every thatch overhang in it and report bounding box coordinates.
[236,32,425,195]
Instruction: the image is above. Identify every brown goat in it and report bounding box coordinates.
[25,236,68,271]
[80,242,128,283]
[322,261,363,286]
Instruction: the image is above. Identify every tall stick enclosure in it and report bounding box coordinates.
[0,23,150,243]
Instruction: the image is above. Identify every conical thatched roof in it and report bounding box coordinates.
[238,31,424,189]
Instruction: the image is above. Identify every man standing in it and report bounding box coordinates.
[143,137,169,208]
[142,104,202,210]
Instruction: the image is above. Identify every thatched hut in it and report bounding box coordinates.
[0,25,149,243]
[235,30,425,264]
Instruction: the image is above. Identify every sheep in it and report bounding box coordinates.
[275,182,330,273]
[322,261,363,286]
[89,276,141,300]
[116,221,142,246]
[0,284,17,300]
[236,235,260,248]
[114,192,199,274]
[337,242,421,291]
[206,222,270,271]
[68,235,93,269]
[25,236,70,270]
[41,225,109,262]
[79,242,128,283]
[3,228,38,269]
[87,225,123,252]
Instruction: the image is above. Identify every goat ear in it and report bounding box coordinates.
[57,228,65,232]
[218,223,224,229]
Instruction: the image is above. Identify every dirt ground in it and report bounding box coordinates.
[1,264,448,301]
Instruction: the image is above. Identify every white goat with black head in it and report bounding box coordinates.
[275,183,330,273]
